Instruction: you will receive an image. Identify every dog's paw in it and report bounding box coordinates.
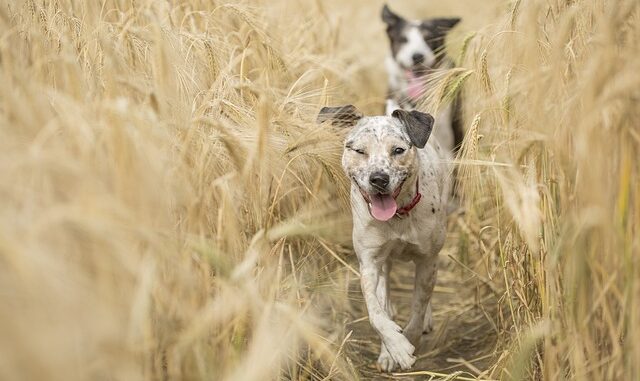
[384,330,416,370]
[422,303,433,334]
[376,344,396,372]
[374,318,416,370]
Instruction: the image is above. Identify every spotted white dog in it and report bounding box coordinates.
[317,105,451,372]
[382,4,462,153]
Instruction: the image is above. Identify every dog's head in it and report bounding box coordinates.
[382,4,460,72]
[318,105,434,221]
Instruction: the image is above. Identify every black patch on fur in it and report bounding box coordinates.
[391,109,434,148]
[432,207,435,214]
[429,18,461,31]
[420,18,461,64]
[449,92,464,199]
[382,5,407,58]
[382,4,403,27]
[451,90,464,153]
[317,105,363,127]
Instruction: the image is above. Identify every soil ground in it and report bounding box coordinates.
[343,216,500,380]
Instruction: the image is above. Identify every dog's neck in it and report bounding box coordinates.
[395,163,420,210]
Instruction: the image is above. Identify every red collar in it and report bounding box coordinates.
[395,177,422,216]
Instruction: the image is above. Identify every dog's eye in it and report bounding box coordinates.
[399,36,408,43]
[353,148,366,155]
[392,147,406,155]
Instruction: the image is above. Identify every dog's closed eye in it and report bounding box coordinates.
[346,143,366,155]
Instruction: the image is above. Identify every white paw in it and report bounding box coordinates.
[384,329,416,370]
[377,344,396,372]
[422,302,433,334]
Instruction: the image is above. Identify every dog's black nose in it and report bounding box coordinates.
[412,53,425,65]
[369,172,390,190]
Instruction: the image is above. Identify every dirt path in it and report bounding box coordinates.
[343,218,499,380]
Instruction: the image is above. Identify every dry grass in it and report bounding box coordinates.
[0,0,638,380]
[451,0,640,379]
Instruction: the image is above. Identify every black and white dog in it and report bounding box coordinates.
[382,4,463,153]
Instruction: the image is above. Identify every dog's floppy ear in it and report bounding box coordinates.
[382,4,403,26]
[392,109,434,148]
[317,105,363,127]
[430,18,461,33]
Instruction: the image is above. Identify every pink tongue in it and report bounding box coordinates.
[370,194,398,221]
[405,70,424,100]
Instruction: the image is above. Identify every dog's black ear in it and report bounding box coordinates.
[317,105,363,127]
[392,109,434,148]
[430,18,461,33]
[382,4,403,26]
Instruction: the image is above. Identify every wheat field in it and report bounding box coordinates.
[0,0,638,380]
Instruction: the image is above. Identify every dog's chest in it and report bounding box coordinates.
[381,238,420,261]
[377,208,442,252]
[382,216,423,244]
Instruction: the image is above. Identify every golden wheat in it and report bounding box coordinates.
[0,0,637,380]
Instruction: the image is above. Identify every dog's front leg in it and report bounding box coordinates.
[403,257,437,346]
[375,258,394,318]
[375,258,398,371]
[359,257,416,370]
